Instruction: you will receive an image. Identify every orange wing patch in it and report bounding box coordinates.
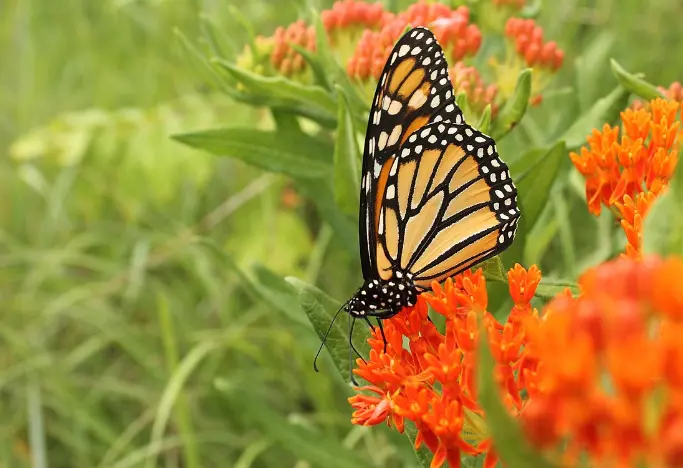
[400,191,444,269]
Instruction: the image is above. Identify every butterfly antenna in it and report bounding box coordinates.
[349,314,358,386]
[313,303,345,373]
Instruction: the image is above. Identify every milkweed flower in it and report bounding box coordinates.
[271,20,317,77]
[346,2,481,87]
[570,98,681,258]
[322,0,391,35]
[450,62,499,120]
[491,18,564,103]
[349,265,542,468]
[519,255,683,467]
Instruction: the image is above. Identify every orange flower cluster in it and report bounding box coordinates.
[347,2,481,82]
[504,18,564,71]
[321,0,390,34]
[570,98,681,258]
[450,62,499,117]
[271,20,316,77]
[349,265,542,468]
[519,255,683,467]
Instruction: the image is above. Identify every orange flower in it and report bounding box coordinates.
[491,18,564,103]
[271,20,317,77]
[346,2,481,84]
[450,62,499,118]
[322,0,391,36]
[504,18,564,71]
[519,255,683,467]
[349,265,542,468]
[570,98,681,258]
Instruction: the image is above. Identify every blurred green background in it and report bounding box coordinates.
[0,0,680,467]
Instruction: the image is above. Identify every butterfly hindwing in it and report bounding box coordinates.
[360,26,464,281]
[377,122,520,289]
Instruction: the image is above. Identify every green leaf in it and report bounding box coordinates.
[512,140,567,232]
[574,32,614,112]
[334,86,362,217]
[610,59,666,101]
[213,59,337,118]
[477,256,506,283]
[534,278,581,299]
[295,176,357,252]
[642,187,683,256]
[560,85,630,149]
[310,10,369,123]
[251,265,311,328]
[270,108,302,133]
[403,421,432,468]
[172,128,332,179]
[476,104,492,134]
[477,326,559,468]
[491,68,532,140]
[285,277,370,384]
[215,385,373,468]
[290,43,331,90]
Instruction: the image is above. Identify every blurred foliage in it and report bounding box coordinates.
[0,0,681,467]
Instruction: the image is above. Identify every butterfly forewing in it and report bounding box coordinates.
[378,122,520,289]
[359,26,464,281]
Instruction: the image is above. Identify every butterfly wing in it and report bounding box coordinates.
[359,26,464,281]
[377,121,520,287]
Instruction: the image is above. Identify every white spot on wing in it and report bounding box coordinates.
[388,125,402,147]
[378,131,389,151]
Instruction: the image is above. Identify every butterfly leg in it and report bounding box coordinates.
[376,318,388,354]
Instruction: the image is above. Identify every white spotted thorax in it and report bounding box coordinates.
[346,271,418,318]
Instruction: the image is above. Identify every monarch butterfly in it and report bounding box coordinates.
[314,26,520,381]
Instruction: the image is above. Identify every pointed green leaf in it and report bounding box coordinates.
[285,277,370,384]
[643,164,683,256]
[270,108,302,133]
[534,278,581,299]
[574,32,614,112]
[560,85,630,149]
[477,256,506,283]
[295,176,357,252]
[403,421,432,468]
[214,59,337,118]
[477,104,492,134]
[610,59,667,101]
[491,68,532,140]
[512,140,567,232]
[172,128,332,178]
[215,385,373,468]
[252,265,311,327]
[520,0,542,18]
[477,325,559,468]
[334,87,362,217]
[290,43,331,90]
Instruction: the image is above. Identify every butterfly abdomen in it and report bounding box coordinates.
[346,271,418,319]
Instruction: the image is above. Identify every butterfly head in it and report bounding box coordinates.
[346,271,418,319]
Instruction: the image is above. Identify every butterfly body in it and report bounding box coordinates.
[346,271,418,319]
